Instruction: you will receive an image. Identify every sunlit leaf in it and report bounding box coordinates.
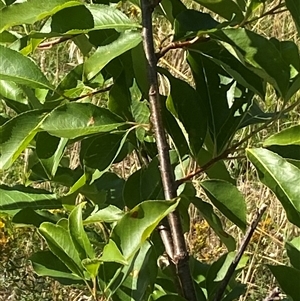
[0,0,81,32]
[84,30,141,80]
[0,185,62,214]
[39,222,84,277]
[0,45,53,89]
[247,148,300,227]
[69,203,95,260]
[111,199,180,259]
[200,180,247,231]
[41,103,126,139]
[264,125,300,146]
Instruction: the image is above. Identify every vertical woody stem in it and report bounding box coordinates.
[140,1,197,300]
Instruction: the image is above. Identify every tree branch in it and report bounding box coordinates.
[141,1,197,300]
[213,204,268,301]
[157,36,210,60]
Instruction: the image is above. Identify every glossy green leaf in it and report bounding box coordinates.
[286,0,300,36]
[39,222,84,277]
[115,241,157,301]
[0,0,81,32]
[264,125,300,146]
[69,203,95,260]
[82,258,101,279]
[84,205,124,224]
[174,9,219,40]
[112,199,180,259]
[154,295,188,301]
[123,156,164,208]
[131,43,149,96]
[0,110,45,169]
[36,132,68,178]
[108,71,133,121]
[80,133,127,170]
[84,30,141,80]
[268,265,300,300]
[188,40,265,98]
[193,0,244,24]
[247,148,300,227]
[160,68,207,156]
[41,103,126,139]
[210,29,290,98]
[47,4,140,35]
[101,239,128,265]
[0,45,53,89]
[0,185,62,214]
[30,251,82,282]
[191,197,236,251]
[188,51,253,154]
[162,95,189,157]
[200,180,247,231]
[0,79,25,102]
[286,237,300,270]
[196,148,235,184]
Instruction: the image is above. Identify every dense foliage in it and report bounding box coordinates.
[0,0,300,300]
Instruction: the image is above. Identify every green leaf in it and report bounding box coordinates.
[108,71,133,121]
[188,51,253,154]
[247,148,300,227]
[188,40,265,99]
[48,4,140,35]
[84,205,124,224]
[0,45,53,89]
[116,241,158,301]
[12,208,60,227]
[84,30,141,80]
[69,203,95,260]
[268,265,300,300]
[123,156,164,208]
[210,29,290,98]
[174,9,219,40]
[36,132,68,178]
[39,222,84,277]
[0,185,62,214]
[82,258,101,279]
[0,0,81,31]
[160,68,207,156]
[101,239,128,265]
[264,125,300,146]
[30,251,82,282]
[191,197,236,251]
[200,180,247,231]
[80,133,127,170]
[0,79,25,102]
[112,199,180,259]
[41,103,126,139]
[192,0,244,24]
[286,237,300,270]
[286,0,300,36]
[196,148,235,184]
[0,110,45,169]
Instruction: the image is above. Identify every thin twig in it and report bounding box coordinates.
[67,84,113,101]
[213,204,268,301]
[38,36,75,49]
[141,0,198,300]
[157,36,210,59]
